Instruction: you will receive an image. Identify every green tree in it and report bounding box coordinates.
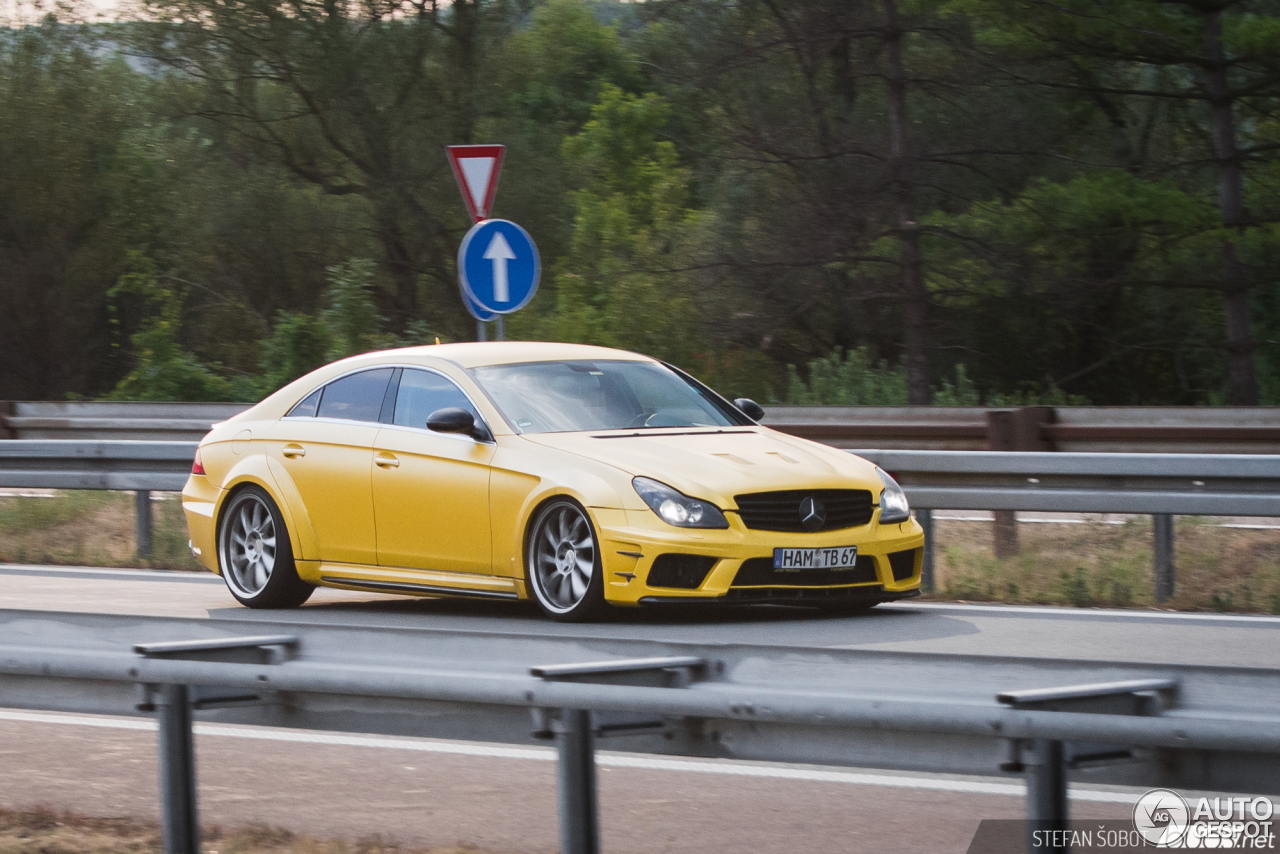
[522,85,703,364]
[950,0,1280,404]
[0,20,144,398]
[258,312,333,395]
[106,253,242,401]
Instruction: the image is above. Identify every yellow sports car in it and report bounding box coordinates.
[182,342,923,620]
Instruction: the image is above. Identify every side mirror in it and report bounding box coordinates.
[733,398,765,422]
[427,407,479,437]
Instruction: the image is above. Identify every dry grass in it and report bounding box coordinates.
[0,806,502,854]
[927,516,1280,613]
[0,492,200,571]
[3,493,1280,613]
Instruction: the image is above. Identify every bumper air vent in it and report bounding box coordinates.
[647,554,717,590]
[888,548,919,582]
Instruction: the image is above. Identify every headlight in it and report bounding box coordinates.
[877,467,911,524]
[633,477,729,529]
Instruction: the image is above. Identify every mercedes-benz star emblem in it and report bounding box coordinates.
[798,497,827,531]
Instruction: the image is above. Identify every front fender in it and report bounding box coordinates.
[492,464,628,583]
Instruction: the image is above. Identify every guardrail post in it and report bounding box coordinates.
[0,401,15,439]
[135,634,298,854]
[136,490,154,559]
[532,657,704,854]
[986,411,1021,557]
[918,508,935,593]
[1154,514,1175,602]
[1024,738,1068,853]
[154,683,199,854]
[556,709,600,854]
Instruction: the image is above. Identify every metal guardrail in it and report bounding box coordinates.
[856,449,1280,516]
[0,440,197,491]
[765,405,1280,453]
[5,400,1280,454]
[2,610,1279,853]
[0,401,247,441]
[3,441,1274,514]
[0,440,1276,594]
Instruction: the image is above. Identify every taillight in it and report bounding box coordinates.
[192,449,206,475]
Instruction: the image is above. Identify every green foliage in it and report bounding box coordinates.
[6,0,1280,405]
[1058,567,1093,608]
[259,312,333,395]
[320,259,395,361]
[506,0,644,128]
[521,85,703,365]
[780,348,911,405]
[106,253,242,402]
[779,348,1071,406]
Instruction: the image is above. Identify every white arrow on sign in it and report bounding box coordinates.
[483,231,516,302]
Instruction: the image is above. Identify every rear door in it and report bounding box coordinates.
[269,367,395,566]
[373,368,496,575]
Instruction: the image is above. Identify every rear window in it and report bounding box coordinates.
[287,388,322,418]
[316,369,394,422]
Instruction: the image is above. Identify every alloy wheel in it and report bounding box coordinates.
[222,493,277,598]
[530,502,597,614]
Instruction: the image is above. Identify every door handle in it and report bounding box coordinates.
[282,444,306,459]
[375,453,400,469]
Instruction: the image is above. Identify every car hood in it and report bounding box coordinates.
[520,427,881,507]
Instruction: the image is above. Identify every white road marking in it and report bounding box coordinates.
[883,601,1280,624]
[0,709,1139,803]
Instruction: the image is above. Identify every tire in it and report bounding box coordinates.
[217,485,314,609]
[525,499,608,622]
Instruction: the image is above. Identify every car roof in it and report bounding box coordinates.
[391,341,657,369]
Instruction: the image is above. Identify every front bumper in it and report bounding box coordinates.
[639,588,922,607]
[592,507,925,606]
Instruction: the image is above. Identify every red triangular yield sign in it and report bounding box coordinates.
[447,144,505,223]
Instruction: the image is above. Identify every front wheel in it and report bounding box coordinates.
[526,499,607,622]
[218,486,314,609]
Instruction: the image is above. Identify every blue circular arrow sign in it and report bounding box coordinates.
[459,283,497,322]
[458,219,540,315]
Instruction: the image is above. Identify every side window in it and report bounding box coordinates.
[316,368,394,422]
[287,388,323,418]
[393,369,479,428]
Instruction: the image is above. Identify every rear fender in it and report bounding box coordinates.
[215,454,311,562]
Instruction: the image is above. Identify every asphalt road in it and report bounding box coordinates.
[0,710,1139,854]
[3,564,1277,852]
[3,563,1280,666]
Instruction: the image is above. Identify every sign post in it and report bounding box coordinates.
[447,145,538,341]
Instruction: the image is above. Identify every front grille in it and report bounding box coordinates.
[733,489,874,532]
[733,556,879,587]
[647,554,717,589]
[888,548,919,581]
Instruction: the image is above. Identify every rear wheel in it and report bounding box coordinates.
[218,486,314,609]
[526,499,607,622]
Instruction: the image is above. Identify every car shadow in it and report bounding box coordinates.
[208,593,981,646]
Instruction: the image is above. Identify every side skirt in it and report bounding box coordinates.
[319,576,520,601]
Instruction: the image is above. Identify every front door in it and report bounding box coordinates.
[373,368,496,574]
[269,367,394,566]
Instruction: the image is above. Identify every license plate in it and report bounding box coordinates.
[773,546,858,571]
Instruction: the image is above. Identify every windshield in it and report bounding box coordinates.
[471,360,743,434]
